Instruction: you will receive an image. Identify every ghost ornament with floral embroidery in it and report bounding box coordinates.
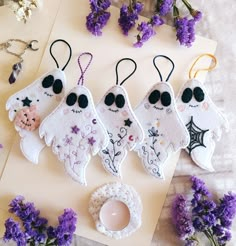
[176,54,229,171]
[6,39,71,164]
[39,53,109,186]
[134,55,189,179]
[97,58,144,178]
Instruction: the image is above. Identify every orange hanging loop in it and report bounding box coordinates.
[189,54,217,79]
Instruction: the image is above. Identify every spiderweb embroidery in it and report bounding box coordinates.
[186,116,209,154]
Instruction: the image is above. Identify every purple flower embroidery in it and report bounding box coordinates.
[88,137,96,146]
[63,135,73,146]
[71,125,80,134]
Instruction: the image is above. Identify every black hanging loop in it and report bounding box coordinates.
[153,55,175,82]
[115,58,137,86]
[49,39,72,71]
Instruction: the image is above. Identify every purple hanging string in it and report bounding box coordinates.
[77,52,93,85]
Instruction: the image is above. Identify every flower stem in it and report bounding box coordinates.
[181,0,193,12]
[204,230,219,246]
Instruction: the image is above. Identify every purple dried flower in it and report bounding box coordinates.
[118,1,143,35]
[191,10,202,22]
[175,17,196,47]
[134,15,164,48]
[86,10,110,36]
[191,176,211,198]
[89,0,111,11]
[172,195,195,240]
[52,208,77,246]
[156,0,173,16]
[8,196,48,244]
[3,218,26,246]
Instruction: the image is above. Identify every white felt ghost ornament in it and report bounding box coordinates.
[6,39,71,164]
[97,58,144,178]
[176,54,229,171]
[134,55,189,179]
[39,53,108,185]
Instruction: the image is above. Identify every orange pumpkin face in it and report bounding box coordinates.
[14,105,40,131]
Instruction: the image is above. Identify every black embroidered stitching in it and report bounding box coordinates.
[186,116,209,154]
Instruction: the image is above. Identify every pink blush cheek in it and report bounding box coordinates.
[63,108,70,115]
[121,110,128,117]
[177,104,186,112]
[202,102,209,111]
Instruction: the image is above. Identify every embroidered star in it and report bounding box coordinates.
[71,125,80,134]
[88,137,96,146]
[21,97,32,107]
[124,118,132,127]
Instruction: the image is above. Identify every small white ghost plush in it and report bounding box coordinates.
[176,79,229,171]
[134,82,190,179]
[97,85,144,178]
[6,69,66,163]
[39,85,109,185]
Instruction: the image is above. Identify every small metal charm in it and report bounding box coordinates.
[0,39,39,84]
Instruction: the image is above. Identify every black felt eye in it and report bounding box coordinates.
[193,87,205,102]
[66,93,77,106]
[182,88,193,103]
[148,90,161,104]
[78,94,88,109]
[115,94,125,108]
[53,79,63,94]
[161,92,171,107]
[42,75,54,88]
[105,93,115,106]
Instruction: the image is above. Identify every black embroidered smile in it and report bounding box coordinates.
[109,108,119,113]
[154,106,164,110]
[189,104,199,108]
[21,120,32,127]
[44,91,53,97]
[71,109,82,114]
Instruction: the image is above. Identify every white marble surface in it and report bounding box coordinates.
[0,0,235,245]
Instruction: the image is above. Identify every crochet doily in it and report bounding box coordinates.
[88,182,142,239]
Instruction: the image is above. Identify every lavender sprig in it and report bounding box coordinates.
[156,0,174,16]
[3,196,77,246]
[118,0,144,35]
[172,176,236,246]
[86,0,111,36]
[134,15,164,48]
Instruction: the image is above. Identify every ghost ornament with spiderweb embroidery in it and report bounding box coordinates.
[97,58,144,178]
[134,55,189,179]
[39,53,108,186]
[176,54,229,171]
[5,39,71,164]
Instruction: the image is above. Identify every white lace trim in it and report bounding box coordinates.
[88,182,142,239]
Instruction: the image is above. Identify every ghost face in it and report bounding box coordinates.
[178,80,208,112]
[62,87,92,116]
[41,74,63,98]
[104,88,126,113]
[144,83,174,117]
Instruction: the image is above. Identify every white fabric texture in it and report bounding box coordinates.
[88,182,142,239]
[96,85,144,178]
[39,85,109,186]
[135,82,190,179]
[176,79,229,171]
[6,68,66,164]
